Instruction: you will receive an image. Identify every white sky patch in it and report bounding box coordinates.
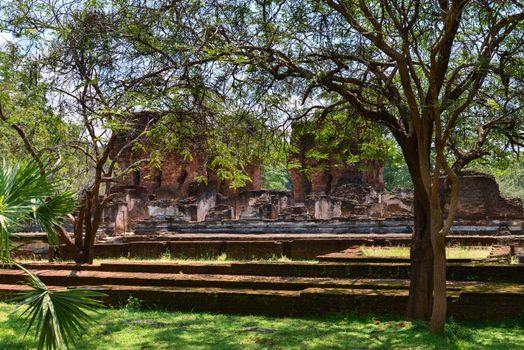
[0,32,13,44]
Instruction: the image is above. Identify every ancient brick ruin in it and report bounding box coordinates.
[103,117,523,235]
[105,155,523,236]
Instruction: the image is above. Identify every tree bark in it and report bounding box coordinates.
[74,206,85,251]
[429,143,460,333]
[82,193,95,264]
[54,224,82,257]
[429,231,447,333]
[399,132,434,320]
[406,181,434,320]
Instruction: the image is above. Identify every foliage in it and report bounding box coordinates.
[12,266,105,350]
[0,160,104,350]
[0,0,287,193]
[290,112,395,168]
[288,111,398,188]
[262,164,292,191]
[0,160,76,262]
[124,297,143,312]
[1,303,524,349]
[383,156,413,191]
[0,44,89,192]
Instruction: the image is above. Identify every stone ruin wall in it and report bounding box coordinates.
[104,118,523,234]
[105,147,524,235]
[453,173,523,220]
[107,146,268,232]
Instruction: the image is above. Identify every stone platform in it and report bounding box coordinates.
[13,218,524,260]
[55,234,524,261]
[1,261,524,321]
[133,218,523,235]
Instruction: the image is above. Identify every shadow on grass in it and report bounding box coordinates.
[1,303,523,350]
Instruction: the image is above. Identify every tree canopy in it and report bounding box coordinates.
[1,0,524,334]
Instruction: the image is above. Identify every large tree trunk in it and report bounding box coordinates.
[430,231,447,333]
[61,192,102,264]
[401,135,434,320]
[428,174,447,333]
[406,180,433,320]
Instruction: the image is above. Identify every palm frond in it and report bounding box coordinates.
[33,192,77,246]
[0,160,76,262]
[12,265,106,350]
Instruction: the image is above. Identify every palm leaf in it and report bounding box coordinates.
[0,160,103,350]
[12,265,106,350]
[0,160,76,262]
[32,191,77,246]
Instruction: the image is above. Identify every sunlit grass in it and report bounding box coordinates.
[0,302,523,350]
[361,246,492,260]
[18,254,318,265]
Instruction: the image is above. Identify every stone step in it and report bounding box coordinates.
[133,218,523,235]
[1,268,513,293]
[0,283,411,317]
[0,268,415,290]
[1,281,523,321]
[118,234,515,245]
[59,236,523,261]
[19,261,524,283]
[316,253,475,263]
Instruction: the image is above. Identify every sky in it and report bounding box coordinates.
[0,32,13,44]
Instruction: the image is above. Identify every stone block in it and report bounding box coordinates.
[288,239,352,259]
[58,244,76,260]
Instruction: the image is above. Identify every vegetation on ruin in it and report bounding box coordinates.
[36,256,318,265]
[0,303,523,350]
[473,159,524,202]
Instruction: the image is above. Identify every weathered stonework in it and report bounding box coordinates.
[453,173,523,220]
[104,119,522,233]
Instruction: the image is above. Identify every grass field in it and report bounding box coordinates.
[361,246,492,260]
[29,254,317,265]
[0,303,522,350]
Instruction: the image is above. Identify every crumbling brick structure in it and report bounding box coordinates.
[104,115,522,233]
[452,173,523,220]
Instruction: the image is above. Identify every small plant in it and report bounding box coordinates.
[160,249,172,261]
[125,296,144,311]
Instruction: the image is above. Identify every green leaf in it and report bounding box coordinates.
[12,264,106,350]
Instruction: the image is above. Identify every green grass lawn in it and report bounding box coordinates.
[361,246,492,260]
[0,303,522,350]
[25,253,317,265]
